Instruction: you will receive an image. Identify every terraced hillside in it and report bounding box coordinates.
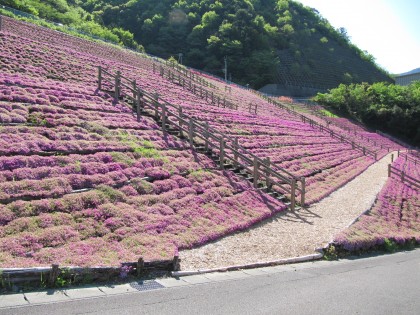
[0,17,412,268]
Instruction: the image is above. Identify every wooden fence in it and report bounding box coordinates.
[155,65,238,111]
[388,164,419,189]
[97,66,306,210]
[264,97,378,160]
[397,150,419,165]
[154,60,380,161]
[165,60,217,89]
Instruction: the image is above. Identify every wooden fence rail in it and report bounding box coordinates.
[264,97,378,160]
[397,150,419,165]
[156,66,238,111]
[164,60,217,89]
[97,66,306,209]
[388,164,420,189]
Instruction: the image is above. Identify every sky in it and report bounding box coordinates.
[296,0,420,74]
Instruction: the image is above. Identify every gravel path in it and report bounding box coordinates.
[179,152,395,270]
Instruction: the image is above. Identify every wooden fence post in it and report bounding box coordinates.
[160,65,164,76]
[132,79,137,101]
[136,88,142,122]
[300,177,305,207]
[97,66,102,90]
[391,153,394,163]
[153,63,155,73]
[178,107,183,138]
[153,92,159,119]
[290,178,296,211]
[0,15,3,32]
[137,257,144,277]
[188,118,194,146]
[161,104,167,132]
[204,122,209,151]
[114,71,121,102]
[219,137,225,169]
[253,157,259,188]
[264,157,271,189]
[233,138,239,168]
[388,164,391,177]
[401,171,405,182]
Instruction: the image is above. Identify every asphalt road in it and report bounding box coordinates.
[2,249,419,315]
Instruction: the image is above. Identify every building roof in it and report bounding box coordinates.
[397,67,420,77]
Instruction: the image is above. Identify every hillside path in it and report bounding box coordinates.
[179,151,396,270]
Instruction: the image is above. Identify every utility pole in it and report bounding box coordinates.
[224,56,227,82]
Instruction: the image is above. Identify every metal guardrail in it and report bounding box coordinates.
[97,67,306,209]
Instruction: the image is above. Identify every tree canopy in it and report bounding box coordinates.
[2,0,392,89]
[314,82,420,145]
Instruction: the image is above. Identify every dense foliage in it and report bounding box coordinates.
[1,0,392,89]
[0,0,141,49]
[314,82,420,145]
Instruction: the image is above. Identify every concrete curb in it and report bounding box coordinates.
[171,253,323,277]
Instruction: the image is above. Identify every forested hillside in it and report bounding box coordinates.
[1,0,392,90]
[314,82,420,145]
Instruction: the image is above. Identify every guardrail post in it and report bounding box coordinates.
[97,66,102,90]
[188,118,194,146]
[48,264,60,287]
[253,158,259,188]
[388,164,391,177]
[300,177,305,207]
[114,71,121,102]
[220,137,225,169]
[290,178,296,211]
[178,108,183,138]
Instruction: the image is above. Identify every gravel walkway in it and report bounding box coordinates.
[179,152,395,270]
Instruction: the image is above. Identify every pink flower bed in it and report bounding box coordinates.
[0,26,289,267]
[333,156,420,251]
[0,19,413,268]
